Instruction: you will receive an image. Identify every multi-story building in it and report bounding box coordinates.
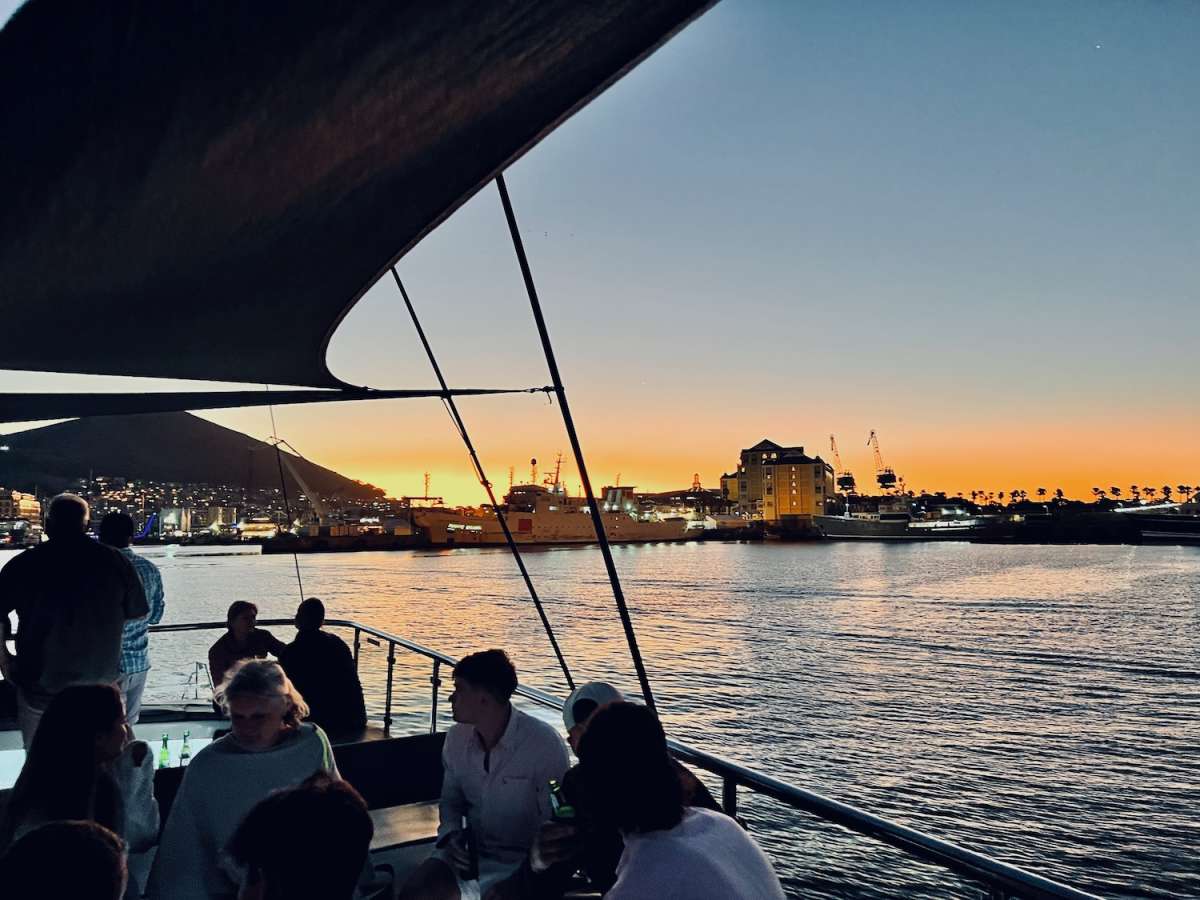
[732,439,835,524]
[0,489,41,521]
[720,472,739,505]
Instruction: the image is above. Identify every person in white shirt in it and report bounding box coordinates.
[399,649,570,900]
[576,701,786,900]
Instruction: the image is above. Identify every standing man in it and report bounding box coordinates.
[0,494,147,747]
[99,512,165,724]
[399,649,570,900]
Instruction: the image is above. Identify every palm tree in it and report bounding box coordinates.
[1055,488,1064,502]
[1130,485,1140,502]
[1036,487,1047,500]
[1144,486,1157,502]
[1110,486,1121,500]
[1091,487,1102,502]
[1162,485,1173,502]
[1181,484,1194,502]
[970,490,978,504]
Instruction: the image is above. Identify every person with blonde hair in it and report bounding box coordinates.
[147,659,338,900]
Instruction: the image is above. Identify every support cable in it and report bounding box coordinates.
[494,173,657,713]
[388,266,575,691]
[265,385,306,603]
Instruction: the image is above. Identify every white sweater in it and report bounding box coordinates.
[607,808,786,900]
[146,724,336,900]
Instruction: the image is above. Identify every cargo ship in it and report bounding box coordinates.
[412,481,695,547]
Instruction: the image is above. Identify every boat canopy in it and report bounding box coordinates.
[0,0,712,392]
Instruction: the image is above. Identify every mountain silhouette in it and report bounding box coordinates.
[0,412,383,498]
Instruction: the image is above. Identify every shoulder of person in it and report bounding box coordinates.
[516,708,566,744]
[443,722,474,751]
[125,739,154,769]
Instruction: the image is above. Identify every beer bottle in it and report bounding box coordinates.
[157,733,170,769]
[548,778,575,821]
[179,730,191,767]
[460,814,479,882]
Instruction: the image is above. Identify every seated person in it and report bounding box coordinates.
[1,820,128,900]
[278,597,367,737]
[227,772,373,900]
[148,659,339,900]
[491,682,720,898]
[578,702,785,900]
[208,600,286,687]
[0,682,158,874]
[399,649,570,900]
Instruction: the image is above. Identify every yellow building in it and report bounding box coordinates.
[0,490,41,521]
[733,440,834,524]
[720,472,739,505]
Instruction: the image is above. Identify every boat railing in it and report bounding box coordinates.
[150,618,1101,900]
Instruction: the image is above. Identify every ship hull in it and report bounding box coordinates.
[814,515,985,541]
[412,508,696,547]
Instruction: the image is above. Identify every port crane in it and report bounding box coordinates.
[867,430,898,492]
[272,438,328,526]
[829,435,857,494]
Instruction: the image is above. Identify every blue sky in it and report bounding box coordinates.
[2,1,1197,500]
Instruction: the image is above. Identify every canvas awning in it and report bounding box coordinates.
[0,0,714,392]
[0,388,549,425]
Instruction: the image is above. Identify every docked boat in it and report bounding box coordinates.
[815,496,990,541]
[412,482,695,547]
[0,2,1103,897]
[1113,499,1200,544]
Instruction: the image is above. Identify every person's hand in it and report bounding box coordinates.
[445,829,472,877]
[529,821,580,872]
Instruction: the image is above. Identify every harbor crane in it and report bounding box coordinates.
[829,435,857,494]
[867,430,898,492]
[271,439,328,526]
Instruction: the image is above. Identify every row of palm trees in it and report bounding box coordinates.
[1089,484,1195,503]
[955,485,1197,505]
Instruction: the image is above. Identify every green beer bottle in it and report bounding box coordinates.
[548,778,575,821]
[179,730,191,767]
[157,733,170,769]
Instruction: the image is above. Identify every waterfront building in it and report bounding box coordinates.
[0,489,41,521]
[160,506,193,535]
[733,439,835,525]
[720,472,739,505]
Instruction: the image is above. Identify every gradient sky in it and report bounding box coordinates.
[2,1,1198,504]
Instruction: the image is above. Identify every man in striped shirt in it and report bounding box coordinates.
[100,512,166,724]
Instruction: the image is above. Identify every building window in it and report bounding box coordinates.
[766,487,773,495]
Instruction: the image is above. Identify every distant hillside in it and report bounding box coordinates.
[0,412,383,498]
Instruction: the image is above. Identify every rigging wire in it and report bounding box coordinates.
[388,266,575,690]
[265,384,306,603]
[494,173,658,714]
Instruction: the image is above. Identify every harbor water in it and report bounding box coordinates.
[14,541,1199,897]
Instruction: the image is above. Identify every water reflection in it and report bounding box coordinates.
[109,542,1198,898]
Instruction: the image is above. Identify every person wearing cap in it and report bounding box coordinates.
[487,682,721,899]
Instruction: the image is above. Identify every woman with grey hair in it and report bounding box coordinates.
[147,659,338,900]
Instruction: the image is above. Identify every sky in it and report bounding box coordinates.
[2,1,1198,505]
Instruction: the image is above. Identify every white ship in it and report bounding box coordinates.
[413,481,695,547]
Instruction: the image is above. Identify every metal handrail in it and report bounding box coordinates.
[152,618,1102,900]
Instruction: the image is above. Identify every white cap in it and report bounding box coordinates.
[562,681,624,731]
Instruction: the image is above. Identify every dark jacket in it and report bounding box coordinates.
[0,535,147,701]
[278,629,367,737]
